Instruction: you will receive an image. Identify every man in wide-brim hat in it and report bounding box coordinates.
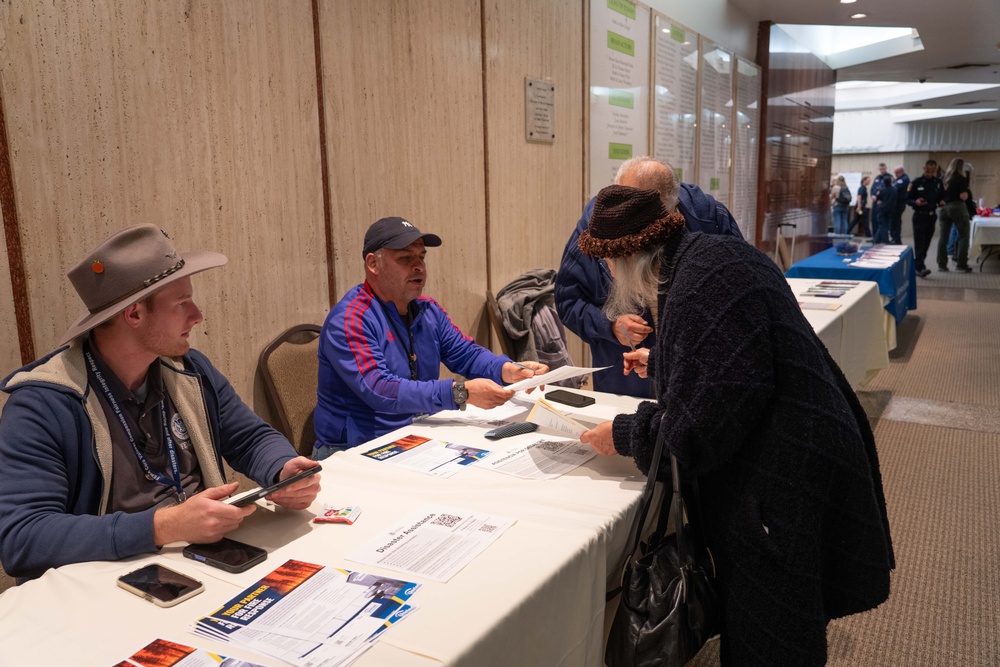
[0,224,320,581]
[578,185,895,665]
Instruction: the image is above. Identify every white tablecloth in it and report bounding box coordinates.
[0,389,646,667]
[970,216,1000,266]
[787,278,890,387]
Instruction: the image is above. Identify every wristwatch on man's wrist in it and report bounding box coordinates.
[452,380,468,411]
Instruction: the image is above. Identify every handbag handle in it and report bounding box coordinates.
[608,411,707,601]
[614,412,673,586]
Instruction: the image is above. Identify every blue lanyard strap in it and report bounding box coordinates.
[84,350,186,502]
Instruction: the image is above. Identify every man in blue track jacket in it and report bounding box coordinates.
[555,156,744,397]
[0,225,321,581]
[314,217,547,457]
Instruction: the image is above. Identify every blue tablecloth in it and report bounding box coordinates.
[785,246,917,324]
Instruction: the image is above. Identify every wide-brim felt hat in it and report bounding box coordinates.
[59,224,227,345]
[578,184,685,258]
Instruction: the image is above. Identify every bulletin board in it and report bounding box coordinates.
[732,56,761,240]
[650,13,698,184]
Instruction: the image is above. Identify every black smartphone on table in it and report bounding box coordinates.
[117,563,204,607]
[183,537,268,573]
[545,389,596,408]
[223,464,322,507]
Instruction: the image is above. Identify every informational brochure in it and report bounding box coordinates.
[415,401,530,427]
[114,638,266,667]
[345,505,515,583]
[190,560,418,667]
[526,398,587,437]
[505,365,610,392]
[359,434,489,478]
[474,436,597,480]
[798,301,842,311]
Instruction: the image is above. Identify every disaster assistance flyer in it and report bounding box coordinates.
[113,638,267,667]
[190,560,418,667]
[359,434,489,477]
[345,505,515,582]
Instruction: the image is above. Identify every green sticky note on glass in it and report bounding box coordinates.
[710,177,720,190]
[608,89,634,109]
[607,31,635,57]
[609,143,633,160]
[670,25,685,43]
[607,0,637,20]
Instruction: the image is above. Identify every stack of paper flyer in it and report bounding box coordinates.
[189,560,419,667]
[115,638,267,666]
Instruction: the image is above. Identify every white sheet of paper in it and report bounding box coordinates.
[344,505,515,583]
[505,365,610,392]
[474,436,597,480]
[414,402,529,427]
[526,398,587,437]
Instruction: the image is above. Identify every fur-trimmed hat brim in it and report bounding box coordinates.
[578,211,685,259]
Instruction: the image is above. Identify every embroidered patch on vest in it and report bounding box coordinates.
[171,413,190,442]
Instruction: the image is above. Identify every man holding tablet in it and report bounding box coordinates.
[0,225,320,581]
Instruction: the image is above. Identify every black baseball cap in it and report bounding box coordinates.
[362,217,442,258]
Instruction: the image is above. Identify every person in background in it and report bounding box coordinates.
[890,166,910,245]
[831,174,851,235]
[554,156,743,399]
[314,217,547,457]
[0,225,321,581]
[577,185,894,665]
[872,167,896,245]
[946,162,976,263]
[906,159,944,278]
[869,163,890,242]
[937,158,974,272]
[854,175,870,237]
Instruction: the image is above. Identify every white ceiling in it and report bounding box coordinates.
[728,0,1000,123]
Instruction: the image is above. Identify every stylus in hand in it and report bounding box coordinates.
[618,323,637,352]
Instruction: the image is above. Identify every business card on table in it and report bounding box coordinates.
[798,301,842,311]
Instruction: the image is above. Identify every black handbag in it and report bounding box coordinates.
[605,413,720,667]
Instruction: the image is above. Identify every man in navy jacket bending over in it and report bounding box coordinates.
[313,217,547,458]
[555,156,744,398]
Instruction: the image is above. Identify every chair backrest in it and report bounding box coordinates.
[485,290,516,359]
[258,324,322,457]
[0,559,13,594]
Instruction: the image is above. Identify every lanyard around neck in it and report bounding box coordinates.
[373,296,418,381]
[84,348,187,502]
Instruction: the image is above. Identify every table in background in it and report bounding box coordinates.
[970,216,1000,271]
[785,245,917,326]
[0,388,646,667]
[787,278,889,388]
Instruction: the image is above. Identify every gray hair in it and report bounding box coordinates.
[603,246,663,322]
[614,156,681,212]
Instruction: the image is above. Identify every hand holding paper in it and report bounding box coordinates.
[505,365,609,392]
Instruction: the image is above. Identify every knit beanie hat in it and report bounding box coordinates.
[578,185,685,258]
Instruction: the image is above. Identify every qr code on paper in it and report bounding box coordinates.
[432,513,462,528]
[532,440,564,454]
[479,524,497,533]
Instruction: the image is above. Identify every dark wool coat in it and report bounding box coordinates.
[611,229,895,666]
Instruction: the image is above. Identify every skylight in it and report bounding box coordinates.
[775,24,923,70]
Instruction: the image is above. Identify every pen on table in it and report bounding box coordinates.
[512,362,536,376]
[619,323,637,352]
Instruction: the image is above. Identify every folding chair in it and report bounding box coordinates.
[257,324,322,456]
